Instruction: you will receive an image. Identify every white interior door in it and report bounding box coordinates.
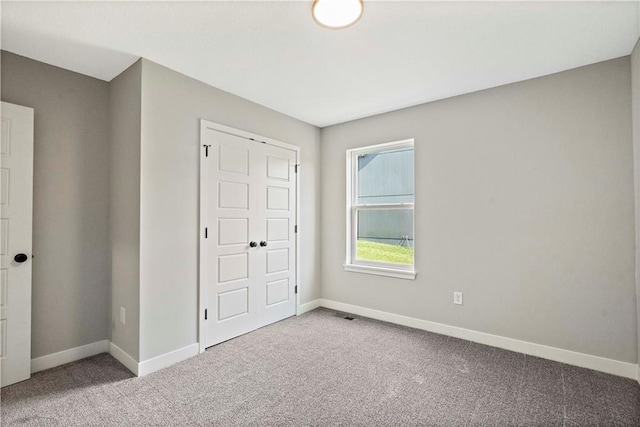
[201,125,297,348]
[203,129,258,346]
[0,102,34,387]
[256,143,296,328]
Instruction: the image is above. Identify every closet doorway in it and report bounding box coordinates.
[199,121,299,349]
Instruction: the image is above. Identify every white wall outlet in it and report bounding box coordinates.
[120,306,126,325]
[453,292,463,305]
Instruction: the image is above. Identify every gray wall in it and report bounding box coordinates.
[138,59,322,361]
[1,51,110,358]
[321,57,638,363]
[632,39,640,368]
[109,60,142,360]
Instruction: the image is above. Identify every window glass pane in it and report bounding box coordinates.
[357,147,414,204]
[356,209,414,265]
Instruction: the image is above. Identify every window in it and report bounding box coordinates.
[344,139,416,280]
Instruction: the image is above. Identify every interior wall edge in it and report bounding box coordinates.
[631,36,640,376]
[137,343,199,377]
[108,341,139,376]
[108,58,143,362]
[298,299,322,315]
[109,341,199,377]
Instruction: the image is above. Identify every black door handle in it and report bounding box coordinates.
[249,241,257,247]
[14,253,28,263]
[260,241,268,247]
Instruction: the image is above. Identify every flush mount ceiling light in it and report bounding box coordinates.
[312,0,364,29]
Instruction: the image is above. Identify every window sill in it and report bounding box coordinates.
[343,264,417,280]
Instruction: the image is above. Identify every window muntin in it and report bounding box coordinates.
[346,140,415,278]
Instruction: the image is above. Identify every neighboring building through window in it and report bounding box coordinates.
[345,139,416,280]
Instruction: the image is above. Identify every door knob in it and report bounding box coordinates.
[260,241,268,247]
[249,241,257,248]
[14,253,28,263]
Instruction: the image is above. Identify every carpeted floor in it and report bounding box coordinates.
[2,308,640,426]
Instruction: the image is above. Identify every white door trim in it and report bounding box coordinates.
[198,120,300,354]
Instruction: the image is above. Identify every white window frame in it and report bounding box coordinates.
[344,139,416,280]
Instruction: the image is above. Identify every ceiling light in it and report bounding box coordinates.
[312,0,363,29]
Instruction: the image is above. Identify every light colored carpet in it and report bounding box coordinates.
[2,308,639,426]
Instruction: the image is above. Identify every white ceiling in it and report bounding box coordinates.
[1,1,639,127]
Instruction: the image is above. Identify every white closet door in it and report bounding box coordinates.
[202,126,297,348]
[1,102,34,387]
[256,143,296,328]
[204,130,259,346]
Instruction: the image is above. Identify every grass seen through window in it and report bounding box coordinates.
[357,240,413,265]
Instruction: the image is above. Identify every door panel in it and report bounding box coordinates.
[1,270,7,305]
[204,130,258,346]
[0,102,34,387]
[256,143,296,328]
[267,156,290,181]
[0,169,8,205]
[218,218,249,246]
[266,186,289,210]
[0,321,6,358]
[202,126,296,347]
[218,253,249,283]
[218,288,249,320]
[0,220,7,255]
[266,218,289,242]
[266,249,289,273]
[218,182,249,209]
[218,144,249,175]
[266,279,289,306]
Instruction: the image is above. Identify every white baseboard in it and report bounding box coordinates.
[31,340,199,378]
[109,342,139,376]
[137,343,199,377]
[31,340,109,374]
[28,306,639,382]
[319,299,639,380]
[297,299,322,315]
[110,342,199,377]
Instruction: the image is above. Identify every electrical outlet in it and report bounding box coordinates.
[453,292,463,305]
[120,307,126,325]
